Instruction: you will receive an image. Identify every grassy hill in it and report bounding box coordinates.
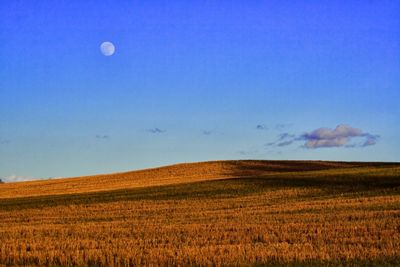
[1,160,400,266]
[0,160,396,199]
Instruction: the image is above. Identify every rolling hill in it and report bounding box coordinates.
[1,160,397,199]
[1,160,400,266]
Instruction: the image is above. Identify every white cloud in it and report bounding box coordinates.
[0,175,35,183]
[147,128,166,134]
[300,124,379,149]
[265,124,379,149]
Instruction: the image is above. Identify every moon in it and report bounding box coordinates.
[100,41,115,56]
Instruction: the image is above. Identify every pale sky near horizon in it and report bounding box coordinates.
[1,1,399,181]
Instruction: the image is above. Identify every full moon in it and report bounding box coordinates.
[100,41,115,56]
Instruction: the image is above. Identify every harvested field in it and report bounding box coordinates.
[0,160,399,266]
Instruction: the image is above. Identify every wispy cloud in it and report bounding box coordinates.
[266,132,296,147]
[275,123,292,130]
[277,140,294,147]
[238,149,260,156]
[361,134,379,147]
[0,138,10,144]
[257,123,292,131]
[256,124,268,130]
[0,175,34,183]
[265,124,379,149]
[95,134,110,139]
[147,128,166,134]
[277,133,295,141]
[202,130,212,135]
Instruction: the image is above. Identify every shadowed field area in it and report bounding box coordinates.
[0,160,389,199]
[0,160,400,266]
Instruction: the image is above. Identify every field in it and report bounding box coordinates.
[1,160,400,266]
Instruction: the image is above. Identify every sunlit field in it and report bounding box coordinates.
[1,160,399,266]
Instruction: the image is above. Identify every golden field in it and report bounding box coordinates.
[0,160,400,266]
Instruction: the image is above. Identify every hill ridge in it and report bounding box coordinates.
[1,160,399,199]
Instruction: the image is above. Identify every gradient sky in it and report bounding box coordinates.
[1,1,399,181]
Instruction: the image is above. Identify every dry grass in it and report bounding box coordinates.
[0,160,399,266]
[0,160,374,199]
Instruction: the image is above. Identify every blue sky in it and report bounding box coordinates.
[1,1,399,181]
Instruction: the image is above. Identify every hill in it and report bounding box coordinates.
[0,160,397,199]
[0,160,400,266]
